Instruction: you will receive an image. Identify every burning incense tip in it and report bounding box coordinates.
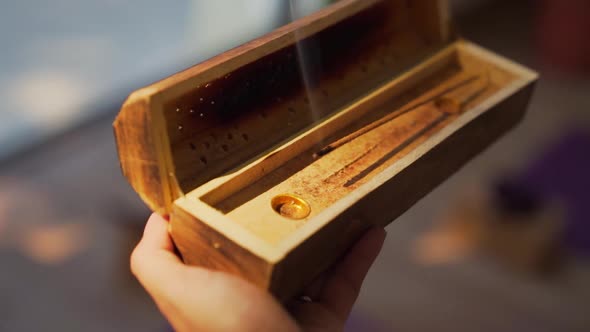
[313,146,334,159]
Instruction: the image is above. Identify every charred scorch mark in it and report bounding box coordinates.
[314,75,480,158]
[339,78,491,187]
[162,0,442,192]
[343,114,448,187]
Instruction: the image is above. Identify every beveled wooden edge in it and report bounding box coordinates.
[114,94,166,215]
[456,39,539,81]
[114,91,183,215]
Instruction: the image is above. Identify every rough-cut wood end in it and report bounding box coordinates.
[113,91,172,215]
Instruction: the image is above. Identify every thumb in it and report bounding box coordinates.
[130,214,298,332]
[130,213,185,299]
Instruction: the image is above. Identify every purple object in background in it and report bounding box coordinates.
[507,129,590,256]
[345,313,390,332]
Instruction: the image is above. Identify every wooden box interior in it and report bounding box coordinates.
[173,41,536,257]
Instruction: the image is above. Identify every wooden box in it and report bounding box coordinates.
[114,0,537,301]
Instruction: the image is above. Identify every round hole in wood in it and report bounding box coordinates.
[271,194,311,220]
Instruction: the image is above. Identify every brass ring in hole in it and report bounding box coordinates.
[271,194,311,220]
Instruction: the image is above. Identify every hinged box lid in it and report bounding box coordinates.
[114,0,453,215]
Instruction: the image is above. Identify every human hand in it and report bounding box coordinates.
[131,213,386,332]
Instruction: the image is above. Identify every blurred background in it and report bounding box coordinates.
[0,0,588,331]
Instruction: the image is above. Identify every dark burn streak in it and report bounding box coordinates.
[343,113,448,187]
[314,75,480,158]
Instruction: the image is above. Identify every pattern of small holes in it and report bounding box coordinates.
[166,0,438,190]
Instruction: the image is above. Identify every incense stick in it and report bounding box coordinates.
[342,79,491,187]
[344,113,448,187]
[313,75,480,158]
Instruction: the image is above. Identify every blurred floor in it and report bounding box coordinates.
[1,1,589,331]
